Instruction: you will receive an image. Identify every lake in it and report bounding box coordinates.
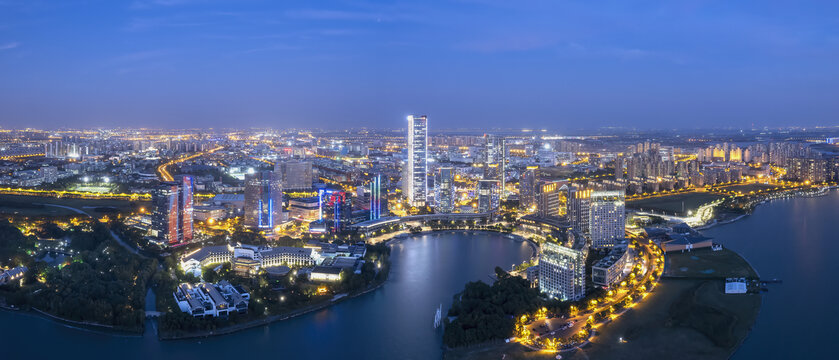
[1,231,533,360]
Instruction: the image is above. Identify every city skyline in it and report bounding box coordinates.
[2,1,839,130]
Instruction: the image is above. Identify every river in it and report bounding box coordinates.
[1,231,532,360]
[702,189,839,359]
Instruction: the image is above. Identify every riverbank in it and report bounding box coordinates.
[0,305,145,337]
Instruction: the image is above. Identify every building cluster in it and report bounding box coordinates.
[179,242,366,280]
[173,280,250,318]
[0,266,28,285]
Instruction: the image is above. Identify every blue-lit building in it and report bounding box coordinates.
[369,174,385,221]
[316,189,352,233]
[244,170,283,230]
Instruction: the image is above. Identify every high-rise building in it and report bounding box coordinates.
[477,179,499,213]
[535,181,563,218]
[435,167,455,213]
[519,167,538,211]
[179,175,194,242]
[369,174,385,220]
[244,170,283,230]
[151,176,194,245]
[405,115,428,206]
[588,190,626,249]
[483,135,506,199]
[318,189,352,233]
[567,186,592,235]
[275,160,313,191]
[539,231,589,301]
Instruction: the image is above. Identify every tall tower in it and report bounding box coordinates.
[567,186,592,235]
[406,115,428,207]
[244,170,283,230]
[369,174,382,221]
[435,167,455,213]
[179,175,194,242]
[484,135,506,199]
[588,190,626,249]
[152,182,180,245]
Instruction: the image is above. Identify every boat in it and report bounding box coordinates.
[433,304,442,329]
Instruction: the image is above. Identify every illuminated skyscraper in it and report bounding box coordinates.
[588,190,626,248]
[536,180,563,218]
[483,135,506,199]
[152,182,179,245]
[369,174,384,221]
[151,176,193,245]
[519,167,538,210]
[179,175,194,242]
[435,167,455,213]
[405,115,428,206]
[244,170,283,230]
[567,186,592,235]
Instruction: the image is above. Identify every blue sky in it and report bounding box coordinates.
[1,0,838,130]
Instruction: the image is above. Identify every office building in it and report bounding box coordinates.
[151,176,194,245]
[275,160,313,191]
[589,190,626,249]
[477,179,499,213]
[405,115,428,206]
[539,231,589,301]
[318,189,352,233]
[244,170,283,230]
[435,167,455,213]
[591,246,632,287]
[535,181,563,218]
[567,186,592,235]
[519,167,538,210]
[483,135,506,199]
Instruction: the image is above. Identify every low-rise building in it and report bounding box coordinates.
[591,246,632,287]
[173,281,250,318]
[0,266,27,285]
[310,266,343,282]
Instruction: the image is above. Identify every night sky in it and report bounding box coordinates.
[1,0,838,130]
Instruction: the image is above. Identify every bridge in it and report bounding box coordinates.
[145,311,163,318]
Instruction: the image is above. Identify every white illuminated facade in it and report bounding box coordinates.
[405,115,428,206]
[589,190,626,249]
[539,233,588,301]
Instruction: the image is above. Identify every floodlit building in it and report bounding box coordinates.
[591,246,632,287]
[567,186,591,235]
[317,189,352,233]
[173,281,250,318]
[539,231,589,301]
[244,170,283,230]
[588,190,625,249]
[369,174,385,220]
[151,175,194,245]
[404,115,428,206]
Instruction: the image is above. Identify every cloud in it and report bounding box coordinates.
[0,42,20,51]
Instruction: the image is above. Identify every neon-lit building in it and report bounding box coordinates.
[244,170,283,230]
[369,174,384,221]
[477,179,499,213]
[317,189,352,233]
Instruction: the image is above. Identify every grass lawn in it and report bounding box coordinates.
[627,192,723,215]
[666,248,759,278]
